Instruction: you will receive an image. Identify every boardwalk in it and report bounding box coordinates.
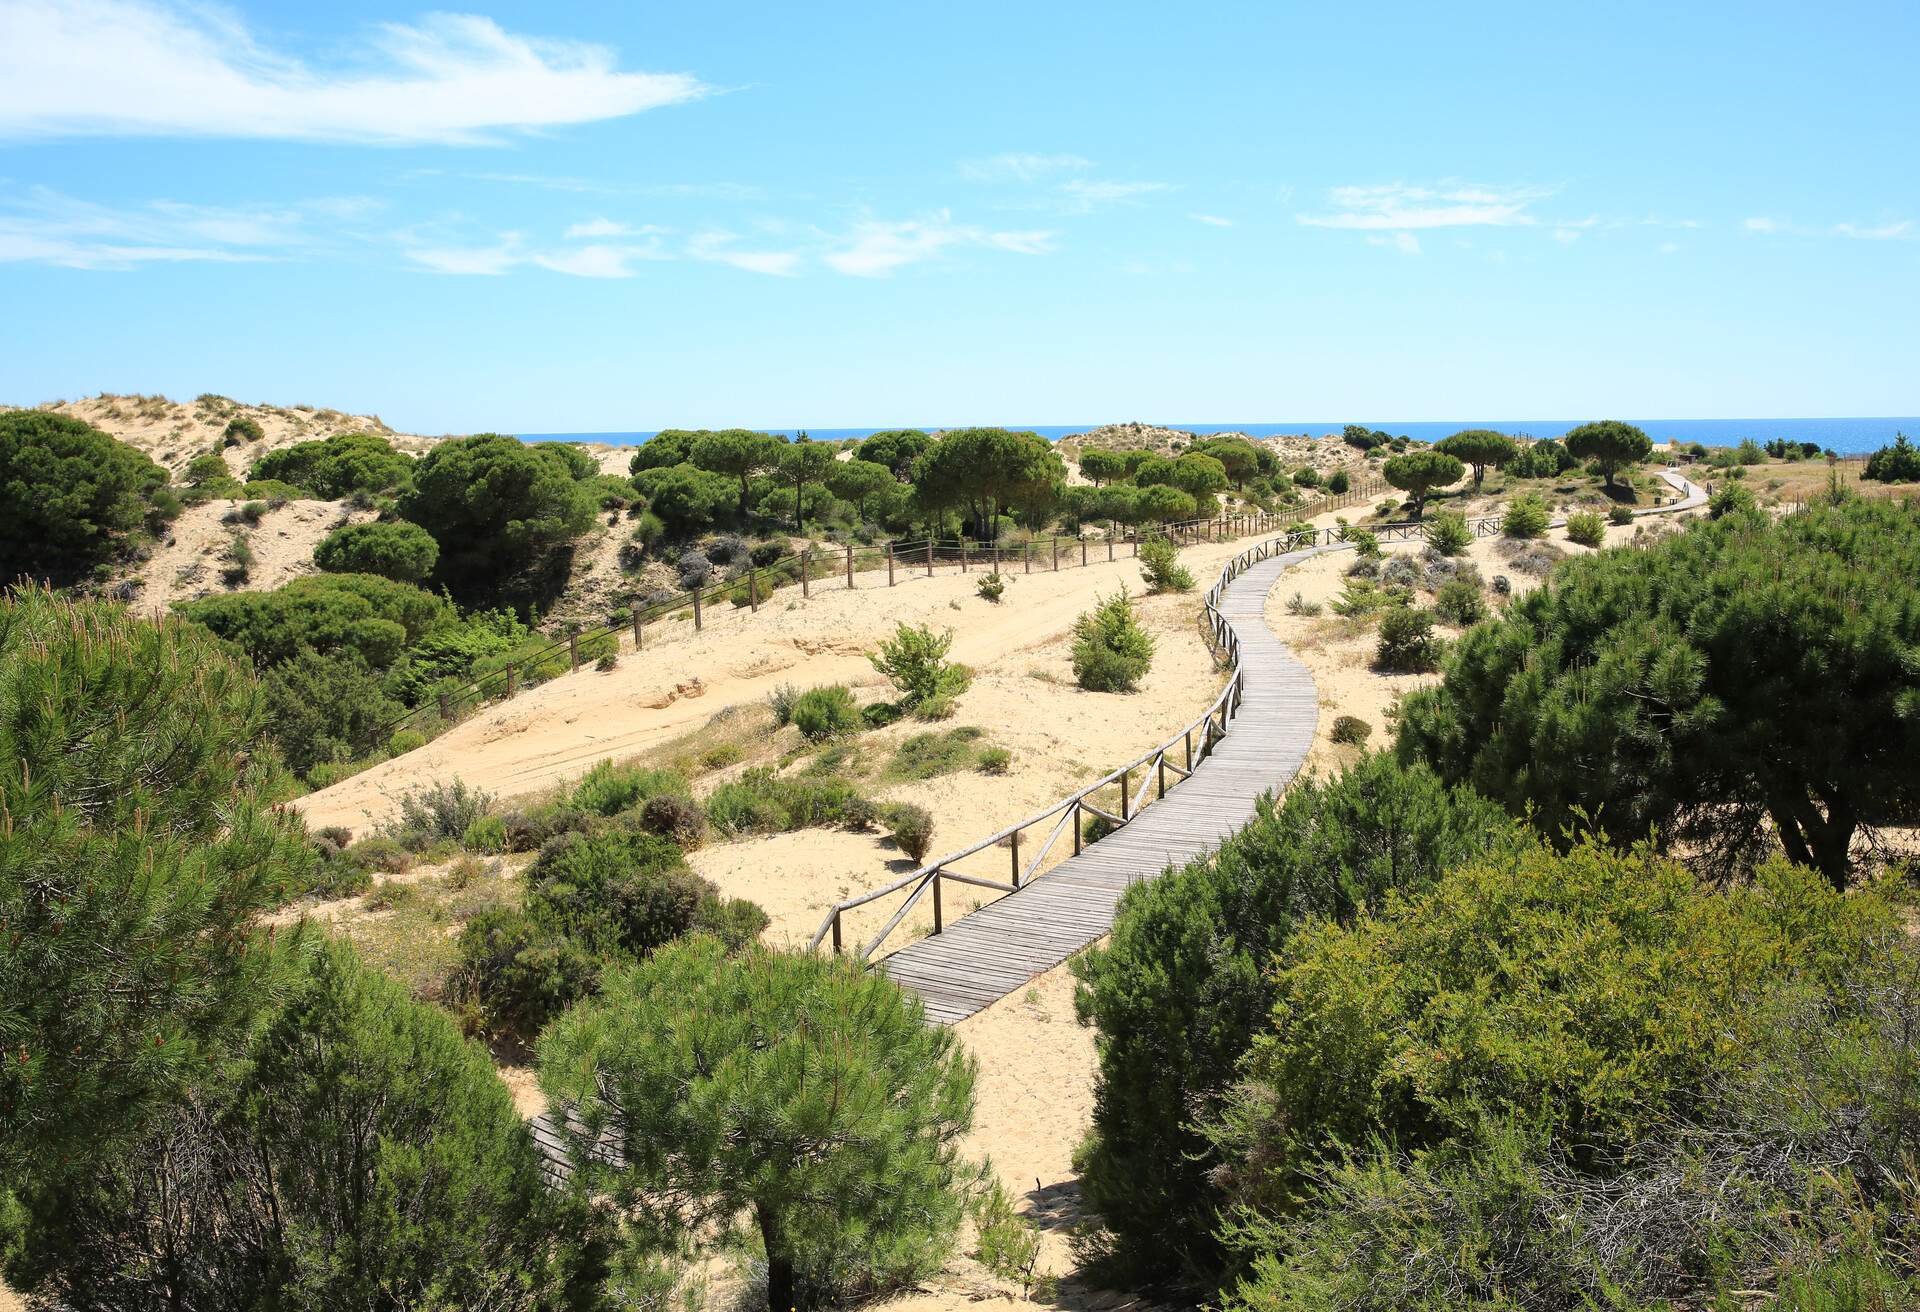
[879,468,1704,1024]
[880,542,1340,1023]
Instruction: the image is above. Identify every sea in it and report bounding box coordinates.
[519,418,1917,457]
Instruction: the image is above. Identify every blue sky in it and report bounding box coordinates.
[1,0,1915,433]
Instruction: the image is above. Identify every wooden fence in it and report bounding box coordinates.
[805,527,1298,960]
[366,478,1385,750]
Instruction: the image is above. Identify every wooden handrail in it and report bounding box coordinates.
[807,524,1293,959]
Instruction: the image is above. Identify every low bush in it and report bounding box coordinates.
[1607,503,1635,525]
[1432,574,1488,626]
[638,794,705,849]
[976,570,1008,603]
[1072,588,1155,692]
[888,726,987,781]
[1423,510,1473,556]
[1329,715,1371,745]
[706,767,873,837]
[1502,493,1552,538]
[523,828,708,958]
[570,760,689,818]
[1376,607,1442,672]
[1564,510,1606,546]
[1284,592,1323,617]
[462,814,509,854]
[790,685,862,741]
[344,835,412,874]
[885,803,936,863]
[1138,538,1195,593]
[314,520,440,584]
[447,907,598,1037]
[386,778,495,850]
[869,623,972,710]
[978,746,1013,775]
[1711,481,1758,517]
[1331,577,1412,616]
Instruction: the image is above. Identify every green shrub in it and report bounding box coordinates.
[767,681,800,726]
[313,520,440,583]
[1207,841,1892,1223]
[1607,502,1635,525]
[1070,755,1515,1277]
[447,907,599,1037]
[1072,588,1155,692]
[1863,432,1920,483]
[869,623,972,709]
[1329,715,1371,745]
[1431,574,1488,626]
[537,938,977,1312]
[569,759,689,817]
[251,431,413,498]
[970,1180,1043,1293]
[790,685,862,741]
[387,727,427,755]
[1343,526,1382,558]
[885,803,936,863]
[344,835,412,874]
[387,778,494,851]
[9,942,599,1309]
[1502,493,1551,538]
[1331,576,1411,616]
[523,828,706,958]
[638,793,706,849]
[1327,468,1351,494]
[1564,509,1605,546]
[1710,481,1758,517]
[978,746,1013,775]
[223,415,264,443]
[706,767,872,837]
[887,726,987,781]
[1423,509,1473,556]
[976,570,1008,603]
[1138,537,1195,593]
[462,814,509,854]
[1375,607,1442,671]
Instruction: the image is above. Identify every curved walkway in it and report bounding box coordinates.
[881,540,1342,1023]
[880,468,1705,1024]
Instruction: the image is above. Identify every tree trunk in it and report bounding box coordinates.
[759,1203,794,1312]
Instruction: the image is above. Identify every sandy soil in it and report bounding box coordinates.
[10,392,435,477]
[296,536,1264,835]
[128,496,370,614]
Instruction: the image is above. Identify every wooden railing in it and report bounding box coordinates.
[806,527,1313,961]
[365,478,1385,750]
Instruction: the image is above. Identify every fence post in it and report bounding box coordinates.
[926,540,934,577]
[569,632,580,669]
[1081,538,1088,567]
[830,914,841,954]
[505,663,518,696]
[1107,537,1114,562]
[749,567,759,611]
[1120,768,1130,820]
[1052,538,1059,570]
[961,540,969,573]
[631,602,643,648]
[887,543,896,586]
[1024,541,1032,574]
[1010,829,1021,888]
[437,691,451,722]
[692,585,703,630]
[932,873,943,935]
[801,547,811,598]
[1072,800,1082,855]
[846,543,854,588]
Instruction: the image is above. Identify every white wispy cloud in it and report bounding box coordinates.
[564,217,655,240]
[1366,232,1421,255]
[958,152,1093,183]
[1744,216,1785,233]
[1188,213,1233,227]
[0,0,708,144]
[1300,182,1553,231]
[825,212,1053,277]
[0,186,378,268]
[1835,219,1913,240]
[687,231,801,276]
[1058,179,1171,204]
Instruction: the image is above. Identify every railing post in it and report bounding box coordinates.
[846,543,854,588]
[932,872,943,935]
[801,546,811,597]
[1081,538,1088,567]
[887,543,896,586]
[1158,755,1167,798]
[831,913,842,954]
[1010,829,1021,888]
[961,540,969,573]
[569,632,580,669]
[1120,768,1130,820]
[437,691,451,721]
[631,602,643,648]
[1051,538,1059,571]
[505,663,518,696]
[1072,800,1082,855]
[926,539,934,577]
[692,585,703,630]
[748,567,759,611]
[1024,541,1032,574]
[1185,727,1193,770]
[1107,537,1114,562]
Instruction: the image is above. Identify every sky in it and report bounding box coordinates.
[1,0,1916,434]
